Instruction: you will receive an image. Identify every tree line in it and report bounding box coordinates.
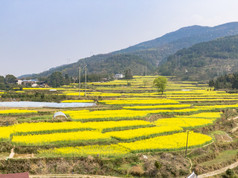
[0,74,17,90]
[209,73,238,90]
[43,69,133,88]
[41,72,113,88]
[0,69,134,90]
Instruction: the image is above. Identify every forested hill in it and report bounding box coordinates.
[158,35,238,81]
[21,22,238,78]
[24,54,154,79]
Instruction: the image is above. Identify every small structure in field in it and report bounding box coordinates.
[187,171,197,178]
[17,80,23,85]
[114,74,124,79]
[53,112,68,120]
[49,89,57,92]
[31,83,38,87]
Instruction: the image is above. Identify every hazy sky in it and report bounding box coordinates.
[1,0,238,76]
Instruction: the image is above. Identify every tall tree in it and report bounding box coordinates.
[0,76,5,90]
[5,74,17,84]
[64,74,71,85]
[124,69,133,79]
[0,76,5,84]
[47,72,64,88]
[153,76,167,95]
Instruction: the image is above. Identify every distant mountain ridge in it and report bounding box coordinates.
[20,22,238,79]
[114,22,238,61]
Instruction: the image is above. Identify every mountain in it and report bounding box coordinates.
[118,22,238,64]
[158,35,238,81]
[21,22,238,79]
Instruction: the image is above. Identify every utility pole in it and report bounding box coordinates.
[185,130,189,157]
[145,63,147,76]
[84,65,87,97]
[79,66,81,97]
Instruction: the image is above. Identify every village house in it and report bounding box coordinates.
[114,74,124,79]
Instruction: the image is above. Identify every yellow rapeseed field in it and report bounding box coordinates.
[82,120,153,131]
[123,104,191,110]
[0,109,37,115]
[64,109,150,120]
[61,100,94,103]
[195,105,238,111]
[179,112,221,118]
[155,117,215,128]
[119,131,212,152]
[0,76,231,157]
[64,108,200,121]
[99,99,179,105]
[0,120,153,141]
[12,130,111,146]
[0,126,13,140]
[12,121,91,134]
[39,144,130,157]
[105,126,183,140]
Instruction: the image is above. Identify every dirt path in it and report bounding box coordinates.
[231,125,238,133]
[186,157,193,174]
[228,116,238,133]
[198,160,238,178]
[7,148,14,159]
[30,174,121,178]
[228,116,238,121]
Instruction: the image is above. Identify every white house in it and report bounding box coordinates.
[31,83,38,87]
[17,80,23,85]
[114,74,124,79]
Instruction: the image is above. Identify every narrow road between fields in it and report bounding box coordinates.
[198,160,238,178]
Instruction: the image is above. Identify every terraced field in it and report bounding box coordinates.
[1,75,238,176]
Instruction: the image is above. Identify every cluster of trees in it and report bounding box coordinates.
[36,72,73,88]
[43,72,113,88]
[209,73,238,90]
[0,74,17,90]
[46,72,72,88]
[78,73,113,83]
[124,69,133,79]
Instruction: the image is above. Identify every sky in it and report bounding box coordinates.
[1,0,238,77]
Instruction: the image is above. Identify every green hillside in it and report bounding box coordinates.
[32,54,156,78]
[158,35,238,81]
